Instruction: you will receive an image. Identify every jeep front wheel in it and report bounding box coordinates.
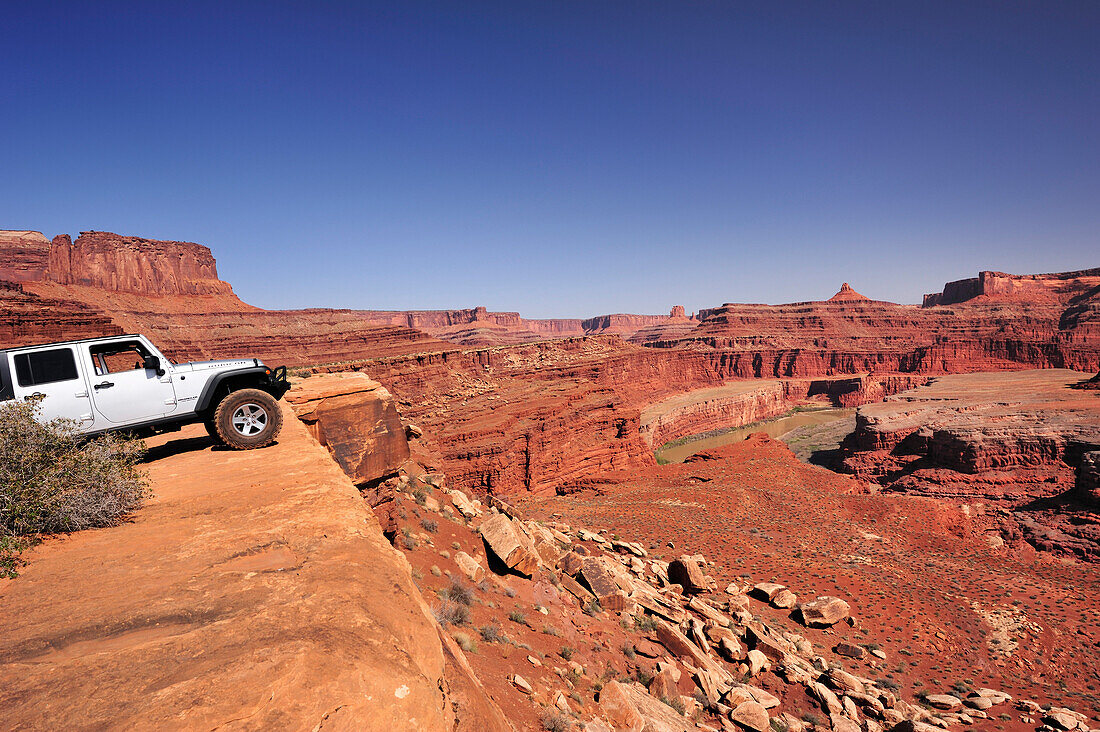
[213,389,283,450]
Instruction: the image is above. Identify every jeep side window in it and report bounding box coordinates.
[14,348,79,387]
[89,342,151,375]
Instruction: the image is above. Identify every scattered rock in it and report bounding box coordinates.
[668,555,710,593]
[599,681,693,732]
[771,589,797,608]
[479,513,540,576]
[752,582,786,601]
[800,596,851,627]
[511,674,533,695]
[730,701,770,732]
[834,642,865,659]
[746,649,769,676]
[924,695,962,711]
[453,551,485,582]
[634,639,664,658]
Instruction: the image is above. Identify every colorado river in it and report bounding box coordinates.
[655,407,855,464]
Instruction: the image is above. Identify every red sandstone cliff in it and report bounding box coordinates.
[0,229,689,357]
[922,268,1100,307]
[49,231,236,297]
[648,269,1100,375]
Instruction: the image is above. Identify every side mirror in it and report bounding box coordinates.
[143,355,165,376]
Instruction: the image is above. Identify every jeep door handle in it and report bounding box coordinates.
[94,381,115,390]
[25,392,45,400]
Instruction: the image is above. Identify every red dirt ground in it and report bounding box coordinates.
[519,435,1100,724]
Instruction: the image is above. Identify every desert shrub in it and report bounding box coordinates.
[440,577,474,605]
[621,640,636,659]
[420,517,438,533]
[479,623,505,643]
[540,710,571,732]
[950,680,971,696]
[559,645,574,660]
[633,613,659,632]
[433,598,470,626]
[509,610,527,625]
[452,631,477,653]
[582,599,601,616]
[0,399,149,576]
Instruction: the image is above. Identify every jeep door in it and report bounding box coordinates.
[10,345,96,428]
[86,340,177,424]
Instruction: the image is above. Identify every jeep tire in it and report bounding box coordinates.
[213,388,282,450]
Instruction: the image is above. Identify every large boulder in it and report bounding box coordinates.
[287,374,410,484]
[479,513,541,576]
[579,556,627,611]
[598,681,693,732]
[667,555,710,593]
[730,701,770,732]
[800,596,851,627]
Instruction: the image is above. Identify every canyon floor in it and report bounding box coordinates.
[520,435,1100,720]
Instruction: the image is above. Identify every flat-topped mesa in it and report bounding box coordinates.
[49,231,235,297]
[827,282,871,303]
[581,312,675,335]
[923,268,1100,307]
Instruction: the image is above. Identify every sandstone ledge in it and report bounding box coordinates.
[0,407,457,730]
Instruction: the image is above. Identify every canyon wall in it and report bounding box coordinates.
[0,231,51,282]
[636,375,925,450]
[645,279,1100,374]
[0,280,124,347]
[0,230,687,358]
[48,231,235,297]
[923,268,1100,307]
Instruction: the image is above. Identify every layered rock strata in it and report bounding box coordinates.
[645,273,1100,374]
[286,373,411,484]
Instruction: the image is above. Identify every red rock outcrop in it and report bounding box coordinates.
[0,410,506,730]
[0,230,52,282]
[287,373,411,484]
[840,370,1100,558]
[0,230,450,364]
[0,279,123,346]
[827,282,871,303]
[922,268,1100,307]
[49,231,236,296]
[842,370,1100,491]
[649,269,1100,375]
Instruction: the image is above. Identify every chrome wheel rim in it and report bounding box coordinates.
[231,403,268,437]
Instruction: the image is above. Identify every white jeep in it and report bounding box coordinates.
[0,334,291,449]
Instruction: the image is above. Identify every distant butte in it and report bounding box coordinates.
[826,282,871,302]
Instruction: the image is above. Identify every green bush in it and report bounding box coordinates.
[0,398,149,576]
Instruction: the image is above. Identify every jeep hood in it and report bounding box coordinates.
[172,358,265,374]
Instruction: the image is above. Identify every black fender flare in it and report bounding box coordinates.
[195,367,285,413]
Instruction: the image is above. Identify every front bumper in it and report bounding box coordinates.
[264,365,291,399]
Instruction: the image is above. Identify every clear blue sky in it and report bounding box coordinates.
[3,2,1097,317]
